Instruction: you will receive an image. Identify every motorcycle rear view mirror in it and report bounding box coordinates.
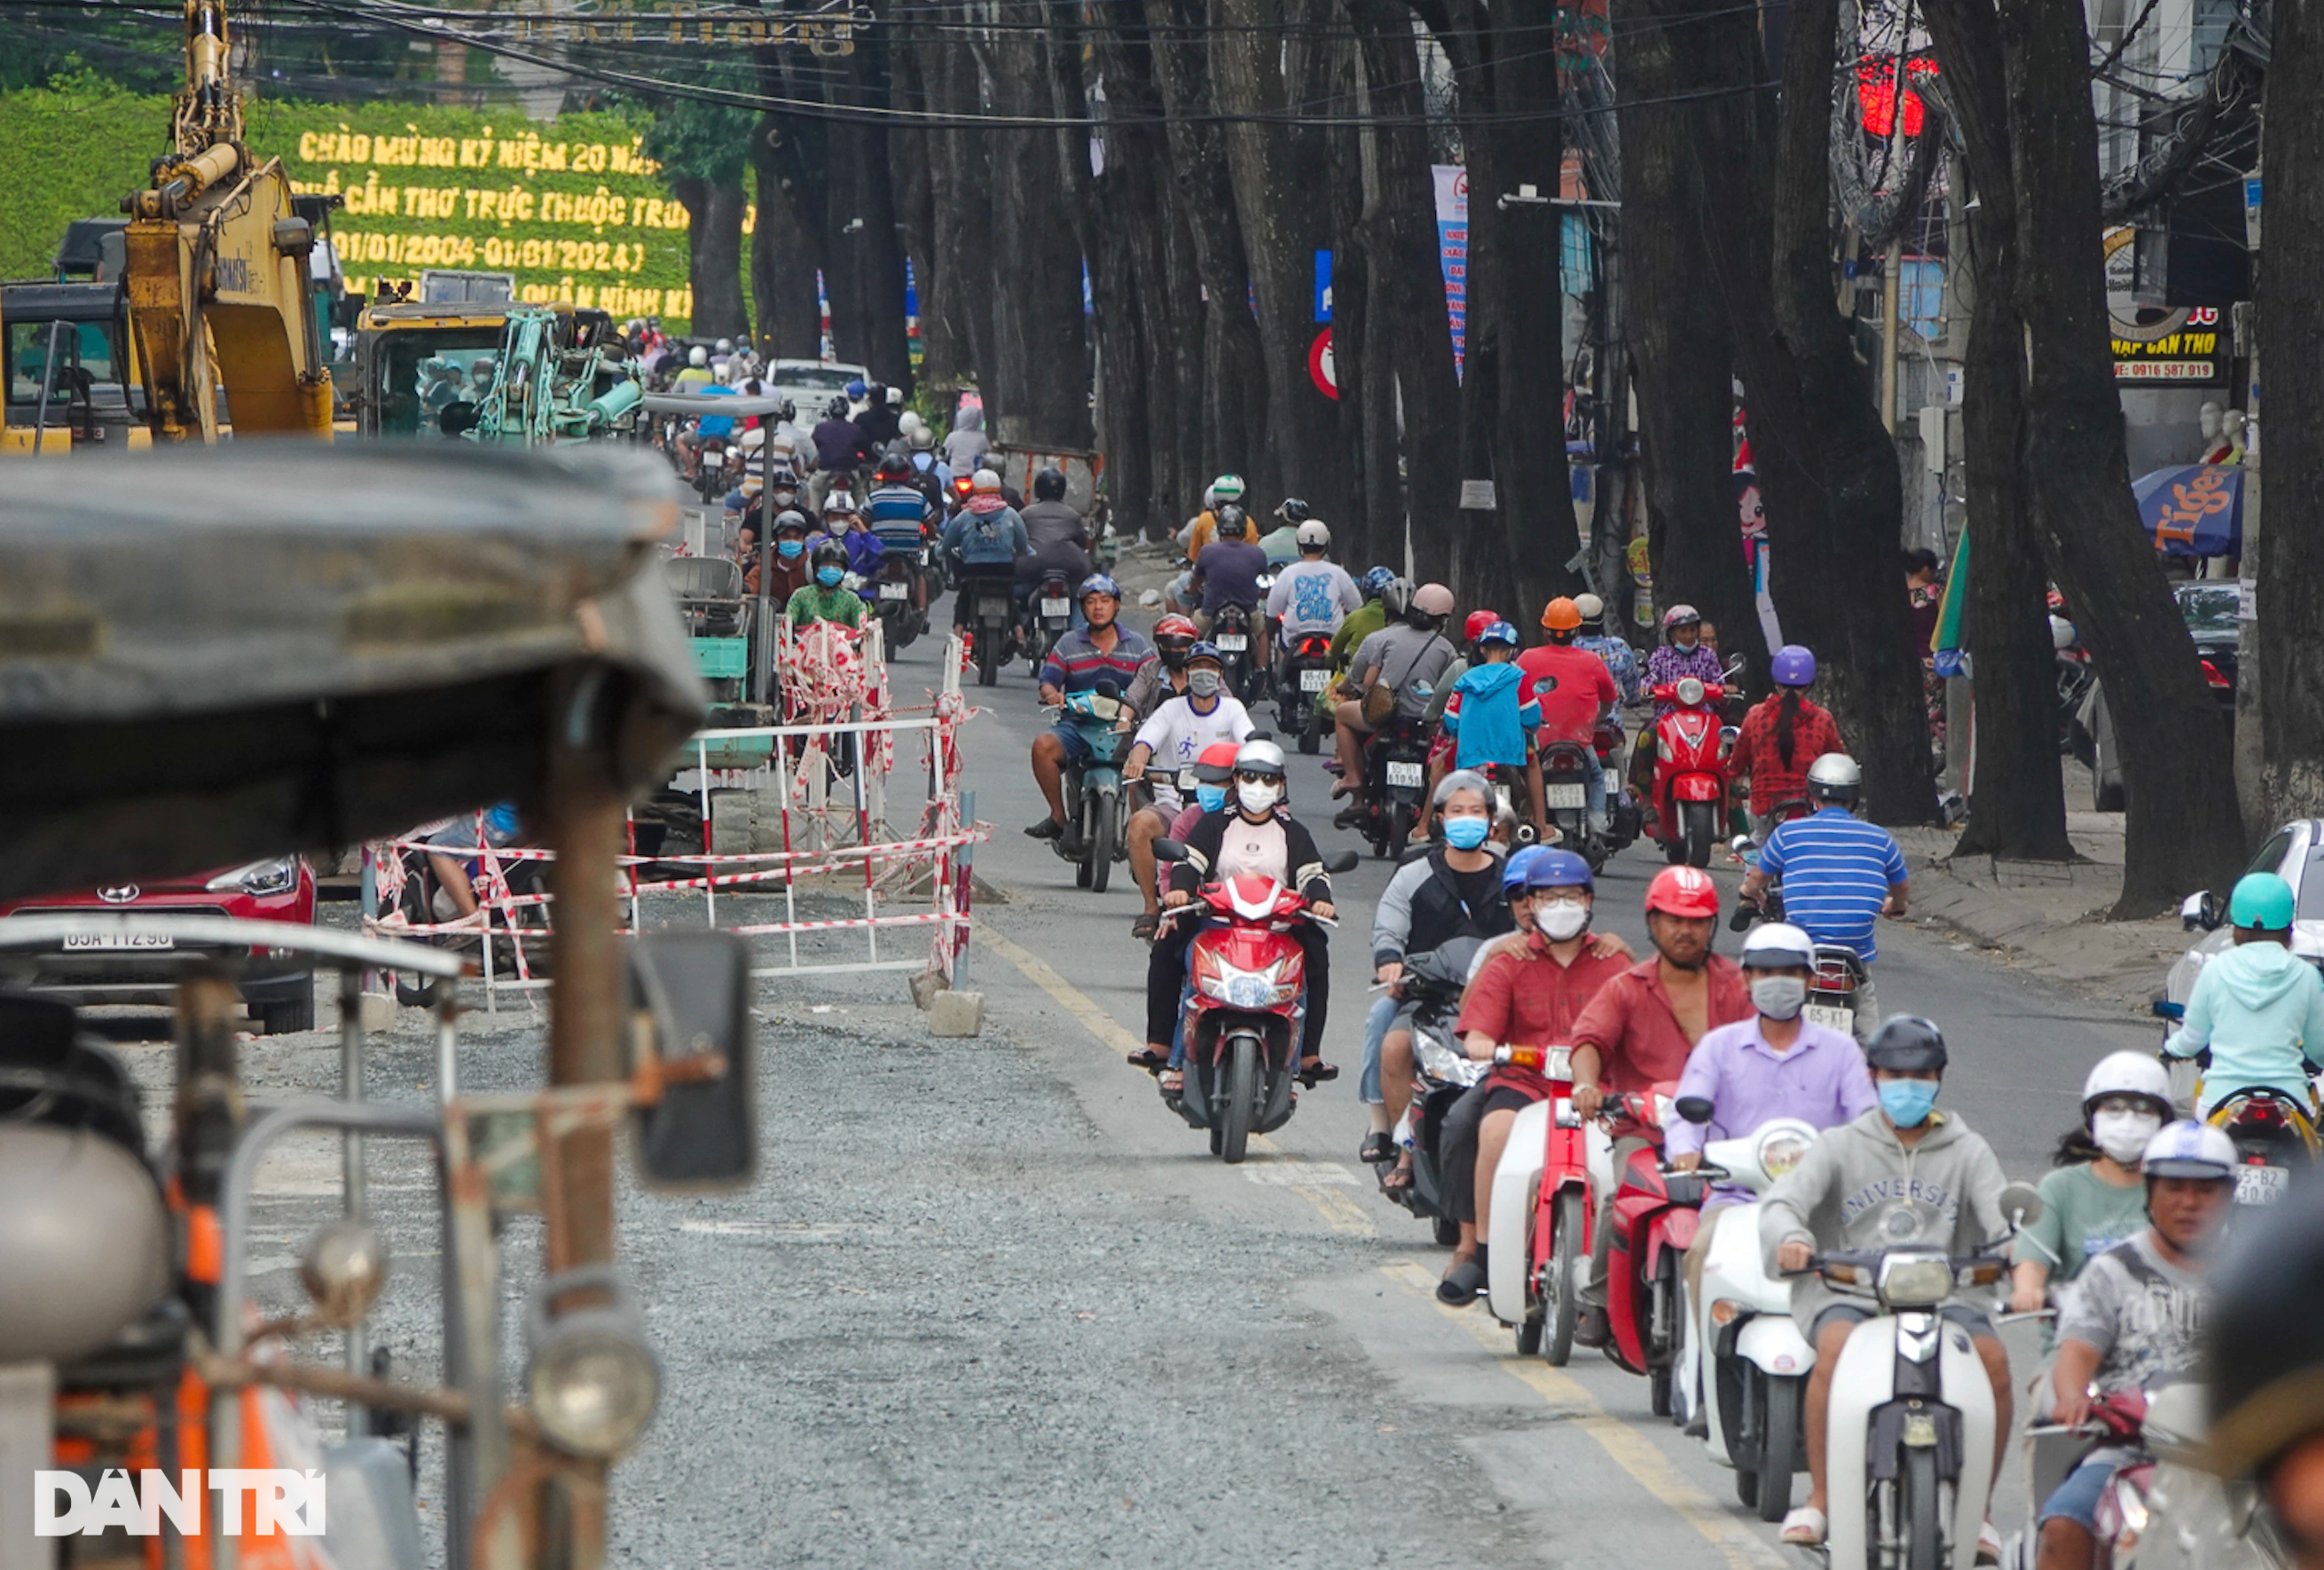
[624,932,757,1192]
[1674,1095,1715,1126]
[2181,891,2224,932]
[1323,851,1360,875]
[1151,838,1189,863]
[1997,1181,2045,1234]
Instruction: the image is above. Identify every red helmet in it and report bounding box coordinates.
[1645,865,1719,919]
[1464,608,1503,643]
[1153,613,1198,640]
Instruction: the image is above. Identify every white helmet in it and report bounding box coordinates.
[1806,753,1862,805]
[1211,473,1246,503]
[2082,1051,2173,1118]
[1295,519,1331,549]
[1739,921,1817,971]
[714,337,734,354]
[687,345,709,367]
[971,467,1002,495]
[1233,737,1287,779]
[1574,591,1606,622]
[2141,1119,2237,1181]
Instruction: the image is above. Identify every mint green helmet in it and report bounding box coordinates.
[2229,871,2296,932]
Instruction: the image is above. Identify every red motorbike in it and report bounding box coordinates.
[1647,666,1739,867]
[1483,1044,1595,1361]
[1599,1084,1709,1416]
[1153,841,1357,1163]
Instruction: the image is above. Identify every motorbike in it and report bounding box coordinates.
[868,522,931,653]
[1373,938,1487,1245]
[383,834,557,1006]
[1597,1086,1707,1416]
[1669,1102,1821,1521]
[1733,887,1866,1039]
[1028,568,1076,675]
[1805,1179,2045,1570]
[1595,718,1643,852]
[693,434,730,504]
[1484,1044,1604,1362]
[1048,685,1131,892]
[1353,715,1435,859]
[2204,1086,2320,1206]
[1278,632,1337,754]
[962,567,1021,687]
[1646,663,1741,868]
[1209,603,1262,703]
[1150,839,1359,1163]
[1539,739,1603,866]
[2001,1387,2152,1570]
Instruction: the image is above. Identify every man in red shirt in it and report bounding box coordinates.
[1522,598,1620,831]
[1435,848,1632,1305]
[1567,864,1752,1339]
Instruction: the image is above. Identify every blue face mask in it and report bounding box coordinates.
[1441,815,1490,851]
[815,566,844,589]
[776,538,805,559]
[1878,1078,1939,1127]
[1195,784,1229,814]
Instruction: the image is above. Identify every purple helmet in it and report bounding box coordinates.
[1770,644,1817,687]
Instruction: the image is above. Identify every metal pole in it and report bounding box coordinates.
[29,318,64,455]
[954,789,973,988]
[1882,246,1903,435]
[337,968,368,1437]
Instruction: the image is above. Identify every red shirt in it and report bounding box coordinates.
[1726,695,1845,816]
[1456,934,1632,1095]
[1568,954,1752,1094]
[1519,643,1618,747]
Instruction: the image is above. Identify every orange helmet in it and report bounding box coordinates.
[1464,609,1503,644]
[1645,865,1719,919]
[1541,596,1582,632]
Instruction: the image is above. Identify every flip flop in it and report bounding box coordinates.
[1125,1047,1169,1073]
[1357,1131,1395,1165]
[1130,911,1159,940]
[1977,1520,2003,1565]
[1380,1157,1414,1196]
[1299,1059,1339,1087]
[1779,1507,1827,1547]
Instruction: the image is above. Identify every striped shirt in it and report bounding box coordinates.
[1757,807,1910,964]
[1040,625,1153,695]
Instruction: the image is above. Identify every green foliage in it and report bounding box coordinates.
[637,68,757,191]
[0,78,177,279]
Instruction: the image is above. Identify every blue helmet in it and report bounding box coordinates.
[1079,573,1121,601]
[1362,566,1397,601]
[1502,845,1551,892]
[1521,848,1595,891]
[1184,640,1225,666]
[1478,619,1522,649]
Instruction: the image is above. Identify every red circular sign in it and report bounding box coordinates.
[1308,327,1338,400]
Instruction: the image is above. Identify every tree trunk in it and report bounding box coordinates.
[927,23,993,390]
[819,46,912,391]
[2255,0,2324,826]
[1920,0,2072,860]
[1997,0,2245,913]
[749,113,823,359]
[673,175,749,340]
[1327,76,1378,561]
[886,43,952,383]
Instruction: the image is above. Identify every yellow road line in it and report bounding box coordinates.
[1381,1262,1786,1570]
[980,927,1377,1236]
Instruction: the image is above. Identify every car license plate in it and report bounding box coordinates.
[1299,668,1331,692]
[1386,760,1425,788]
[1803,1003,1853,1032]
[2236,1164,2289,1205]
[1543,783,1588,809]
[63,932,174,952]
[1041,597,1071,617]
[878,581,909,601]
[1215,633,1248,651]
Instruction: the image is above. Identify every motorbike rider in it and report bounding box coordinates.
[1763,1017,2014,1552]
[750,508,814,603]
[1189,504,1268,636]
[1632,604,1726,793]
[1573,591,1645,705]
[1119,643,1255,937]
[1013,516,1097,630]
[1434,620,1547,844]
[857,381,902,449]
[2032,1119,2234,1570]
[1737,754,1910,1045]
[939,468,1031,631]
[1256,497,1313,565]
[2010,1053,2176,1319]
[1182,473,1246,563]
[1027,576,1153,852]
[1019,466,1091,553]
[1436,847,1635,1306]
[2163,869,2324,1116]
[809,396,877,513]
[2205,1168,2324,1569]
[1331,582,1457,816]
[1122,614,1197,725]
[1331,567,1399,671]
[786,540,867,630]
[813,496,885,583]
[1726,645,1847,835]
[1522,597,1620,836]
[866,451,938,616]
[942,404,990,474]
[1264,518,1361,670]
[902,414,953,503]
[1137,739,1337,1091]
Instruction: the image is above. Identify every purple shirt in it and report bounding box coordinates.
[1663,1016,1877,1205]
[1645,642,1726,717]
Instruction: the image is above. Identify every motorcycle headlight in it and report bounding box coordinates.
[208,856,301,898]
[1197,959,1295,1009]
[1676,677,1705,708]
[1755,1129,1810,1181]
[526,1273,661,1460]
[1875,1251,1954,1309]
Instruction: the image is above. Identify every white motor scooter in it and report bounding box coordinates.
[1670,1103,1821,1523]
[1807,1181,2044,1570]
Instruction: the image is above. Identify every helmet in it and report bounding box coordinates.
[1464,609,1503,644]
[827,396,851,420]
[773,509,810,535]
[1379,577,1413,618]
[1412,583,1455,617]
[1503,844,1550,892]
[1541,596,1582,632]
[1192,740,1244,784]
[1739,921,1817,971]
[2081,1051,2174,1119]
[907,415,932,450]
[1865,1016,1948,1072]
[1361,567,1397,601]
[1078,573,1120,601]
[1478,620,1521,649]
[845,378,868,398]
[2229,871,2296,932]
[1663,603,1702,632]
[875,451,912,481]
[2206,1173,2324,1477]
[1770,644,1818,687]
[1216,503,1249,539]
[1521,848,1595,891]
[1276,498,1312,523]
[809,539,849,569]
[1574,592,1606,623]
[1184,640,1225,668]
[778,396,797,423]
[1153,613,1197,662]
[688,345,709,367]
[1434,768,1494,808]
[1645,865,1719,919]
[1211,473,1246,503]
[1033,467,1068,502]
[714,337,733,353]
[1806,753,1862,805]
[886,385,904,405]
[1295,519,1331,550]
[2139,1119,2236,1181]
[1233,738,1287,779]
[971,467,1002,496]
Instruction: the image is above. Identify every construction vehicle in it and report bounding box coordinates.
[351,299,638,443]
[0,280,151,452]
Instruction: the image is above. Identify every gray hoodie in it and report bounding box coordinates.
[1759,1105,2012,1328]
[943,405,991,473]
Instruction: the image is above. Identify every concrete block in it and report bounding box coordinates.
[927,990,985,1037]
[908,971,951,1011]
[356,992,400,1033]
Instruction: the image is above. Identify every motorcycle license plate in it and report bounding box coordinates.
[702,451,725,467]
[2236,1164,2289,1205]
[1386,760,1425,788]
[1603,768,1622,797]
[1299,667,1330,692]
[878,581,909,601]
[63,931,174,951]
[1543,783,1588,809]
[1040,597,1071,617]
[1803,1003,1853,1032]
[1214,633,1249,651]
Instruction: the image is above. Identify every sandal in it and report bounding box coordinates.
[1299,1058,1339,1087]
[1131,911,1159,940]
[1125,1047,1169,1074]
[1436,1253,1488,1305]
[1158,1069,1183,1096]
[1779,1507,1827,1547]
[1380,1156,1414,1195]
[1357,1131,1395,1166]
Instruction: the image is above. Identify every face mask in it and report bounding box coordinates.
[1535,901,1590,942]
[1442,815,1490,851]
[815,566,844,588]
[1195,784,1229,814]
[1160,648,1189,670]
[1188,670,1223,699]
[1237,781,1281,815]
[776,538,804,559]
[1751,977,1808,1021]
[1878,1079,1939,1128]
[2092,1109,2163,1166]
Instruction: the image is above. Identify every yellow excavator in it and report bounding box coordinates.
[121,0,334,439]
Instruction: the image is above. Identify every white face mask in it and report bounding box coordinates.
[1750,976,1808,1021]
[1535,901,1590,942]
[1237,781,1282,815]
[2092,1109,2163,1166]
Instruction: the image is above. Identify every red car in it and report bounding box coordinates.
[0,856,318,1032]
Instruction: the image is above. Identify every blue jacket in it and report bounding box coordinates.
[942,504,1030,567]
[2168,938,2324,1111]
[1442,661,1539,770]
